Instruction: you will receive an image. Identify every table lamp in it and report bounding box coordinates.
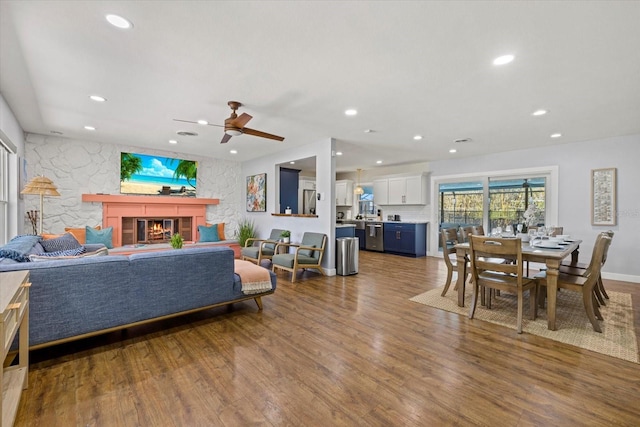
[20,175,60,234]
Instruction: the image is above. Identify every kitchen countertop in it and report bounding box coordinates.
[336,223,356,228]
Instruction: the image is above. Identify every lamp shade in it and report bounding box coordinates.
[21,176,61,196]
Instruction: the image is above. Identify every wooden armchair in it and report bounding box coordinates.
[241,228,286,266]
[272,232,327,282]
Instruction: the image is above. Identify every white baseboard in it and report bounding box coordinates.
[602,272,640,284]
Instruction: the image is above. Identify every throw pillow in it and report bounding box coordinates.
[206,223,226,241]
[41,232,82,252]
[198,224,220,242]
[65,225,101,244]
[41,233,63,240]
[86,226,114,249]
[298,245,316,257]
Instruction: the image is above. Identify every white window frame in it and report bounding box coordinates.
[429,165,559,256]
[0,147,8,244]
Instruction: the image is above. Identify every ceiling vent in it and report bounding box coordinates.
[454,138,473,144]
[177,131,198,137]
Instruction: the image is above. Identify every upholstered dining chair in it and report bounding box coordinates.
[272,232,327,282]
[440,228,462,297]
[535,233,612,333]
[468,235,538,334]
[241,228,286,266]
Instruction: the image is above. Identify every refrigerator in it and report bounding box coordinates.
[303,189,316,214]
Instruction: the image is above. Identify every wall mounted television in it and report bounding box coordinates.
[120,152,197,196]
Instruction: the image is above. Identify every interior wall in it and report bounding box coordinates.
[241,138,337,274]
[23,133,243,237]
[0,93,25,239]
[428,133,640,282]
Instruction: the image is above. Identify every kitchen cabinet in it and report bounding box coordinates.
[300,179,316,190]
[375,175,427,205]
[335,180,354,206]
[373,179,389,205]
[383,223,427,257]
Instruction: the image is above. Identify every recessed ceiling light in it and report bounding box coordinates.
[197,120,208,125]
[230,150,238,154]
[376,160,382,164]
[169,139,178,144]
[413,135,423,140]
[290,161,295,165]
[449,149,457,153]
[493,54,515,65]
[89,95,106,102]
[106,14,133,29]
[532,109,547,116]
[550,133,562,138]
[345,109,357,116]
[336,151,343,156]
[84,125,96,131]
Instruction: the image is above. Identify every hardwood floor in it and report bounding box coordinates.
[15,251,640,426]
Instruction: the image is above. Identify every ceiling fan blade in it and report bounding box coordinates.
[230,112,252,128]
[243,127,285,141]
[220,133,232,144]
[173,119,224,128]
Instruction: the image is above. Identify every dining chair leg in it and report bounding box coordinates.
[469,282,480,320]
[516,289,524,334]
[583,289,603,333]
[593,284,606,306]
[441,267,454,296]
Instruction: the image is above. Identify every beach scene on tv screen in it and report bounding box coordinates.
[120,152,197,196]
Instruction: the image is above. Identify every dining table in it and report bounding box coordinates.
[454,238,582,331]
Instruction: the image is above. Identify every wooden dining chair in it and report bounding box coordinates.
[440,228,461,297]
[468,236,537,334]
[560,231,613,306]
[471,225,485,236]
[535,233,612,333]
[459,225,474,243]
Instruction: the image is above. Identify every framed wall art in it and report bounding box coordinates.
[591,167,617,226]
[246,173,267,212]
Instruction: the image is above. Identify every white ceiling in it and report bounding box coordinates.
[2,1,640,173]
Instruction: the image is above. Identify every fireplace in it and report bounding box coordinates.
[119,217,194,244]
[81,194,219,247]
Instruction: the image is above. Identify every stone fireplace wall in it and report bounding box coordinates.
[24,134,242,236]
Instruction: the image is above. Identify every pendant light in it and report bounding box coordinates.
[354,168,364,195]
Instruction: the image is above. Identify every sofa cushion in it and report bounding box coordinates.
[206,223,226,241]
[86,226,113,248]
[198,224,220,242]
[41,233,82,252]
[65,225,101,244]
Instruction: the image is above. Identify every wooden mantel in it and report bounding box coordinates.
[82,194,219,247]
[82,194,219,205]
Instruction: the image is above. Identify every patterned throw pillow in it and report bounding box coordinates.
[85,226,113,249]
[29,246,107,262]
[32,246,86,258]
[40,233,82,253]
[198,224,220,242]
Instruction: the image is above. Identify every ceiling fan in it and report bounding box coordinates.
[174,101,285,144]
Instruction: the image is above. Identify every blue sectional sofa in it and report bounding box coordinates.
[0,235,276,349]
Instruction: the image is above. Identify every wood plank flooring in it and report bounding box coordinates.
[15,251,640,426]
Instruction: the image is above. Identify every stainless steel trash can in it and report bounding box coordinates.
[336,237,359,276]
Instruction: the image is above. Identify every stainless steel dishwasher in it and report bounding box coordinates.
[365,222,384,252]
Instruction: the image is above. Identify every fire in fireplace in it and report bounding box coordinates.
[122,217,193,245]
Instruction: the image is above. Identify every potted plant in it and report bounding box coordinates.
[280,230,291,243]
[170,233,184,249]
[237,218,256,248]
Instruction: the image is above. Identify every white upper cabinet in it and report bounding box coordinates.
[373,179,389,205]
[375,174,427,205]
[335,180,354,206]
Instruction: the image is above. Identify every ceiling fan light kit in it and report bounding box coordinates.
[174,100,284,144]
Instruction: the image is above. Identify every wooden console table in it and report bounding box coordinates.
[0,271,30,427]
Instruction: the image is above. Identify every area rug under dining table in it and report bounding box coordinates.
[410,286,639,364]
